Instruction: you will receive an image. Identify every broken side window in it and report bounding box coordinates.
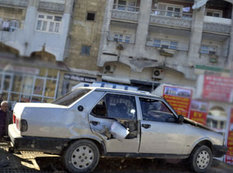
[91,99,107,117]
[140,98,176,123]
[105,94,137,120]
[91,93,137,120]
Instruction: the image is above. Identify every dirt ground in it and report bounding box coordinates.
[1,141,233,173]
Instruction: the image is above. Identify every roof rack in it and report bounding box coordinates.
[92,82,138,91]
[72,82,138,91]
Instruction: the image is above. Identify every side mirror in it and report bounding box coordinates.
[177,115,184,124]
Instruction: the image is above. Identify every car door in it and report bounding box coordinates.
[138,97,187,155]
[89,93,140,153]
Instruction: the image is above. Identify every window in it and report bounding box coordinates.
[86,12,96,21]
[118,0,127,10]
[153,39,178,50]
[113,33,131,43]
[206,9,222,18]
[170,41,178,50]
[36,13,62,33]
[91,94,137,120]
[0,70,59,104]
[155,3,182,17]
[153,39,161,47]
[53,88,91,106]
[140,98,176,123]
[200,45,216,54]
[81,45,91,56]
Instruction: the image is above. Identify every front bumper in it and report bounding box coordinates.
[213,145,228,157]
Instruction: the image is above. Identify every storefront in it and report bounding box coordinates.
[0,57,67,108]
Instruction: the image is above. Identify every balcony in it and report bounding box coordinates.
[38,1,65,13]
[0,0,29,8]
[111,4,139,23]
[150,9,192,29]
[203,16,231,35]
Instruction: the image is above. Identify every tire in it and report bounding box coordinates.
[63,140,100,173]
[190,145,213,173]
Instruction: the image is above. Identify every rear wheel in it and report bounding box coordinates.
[63,140,100,173]
[190,145,212,173]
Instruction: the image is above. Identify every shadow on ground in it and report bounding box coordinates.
[0,147,40,172]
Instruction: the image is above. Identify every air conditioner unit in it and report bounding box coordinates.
[104,64,116,73]
[152,68,164,80]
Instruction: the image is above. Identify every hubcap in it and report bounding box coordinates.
[71,145,94,169]
[196,150,210,169]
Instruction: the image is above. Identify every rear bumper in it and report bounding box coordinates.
[8,124,69,154]
[213,145,228,157]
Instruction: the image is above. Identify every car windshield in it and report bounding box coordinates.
[52,88,91,106]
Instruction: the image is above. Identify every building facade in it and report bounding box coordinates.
[98,0,233,89]
[97,0,233,139]
[0,0,74,105]
[62,0,107,94]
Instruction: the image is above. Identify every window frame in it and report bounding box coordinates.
[113,33,131,43]
[86,12,96,21]
[36,13,62,33]
[200,45,217,54]
[91,92,138,120]
[153,39,178,50]
[206,9,223,18]
[139,97,178,123]
[156,3,183,17]
[81,45,91,56]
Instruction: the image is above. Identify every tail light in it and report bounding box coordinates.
[13,114,16,124]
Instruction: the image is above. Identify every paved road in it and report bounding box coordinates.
[1,141,233,173]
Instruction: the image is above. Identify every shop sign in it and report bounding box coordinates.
[163,86,192,117]
[64,74,96,83]
[225,108,233,165]
[203,75,233,103]
[189,100,208,125]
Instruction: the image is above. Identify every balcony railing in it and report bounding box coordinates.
[39,1,65,13]
[0,0,29,7]
[151,9,192,19]
[111,4,139,22]
[150,13,192,29]
[203,16,232,34]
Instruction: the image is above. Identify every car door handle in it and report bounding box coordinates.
[90,121,99,126]
[142,124,151,129]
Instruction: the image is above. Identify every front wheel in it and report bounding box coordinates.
[190,145,213,173]
[63,140,100,173]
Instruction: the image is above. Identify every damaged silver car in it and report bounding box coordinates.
[8,86,227,173]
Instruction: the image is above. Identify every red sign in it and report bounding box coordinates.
[189,100,208,125]
[225,108,233,165]
[203,75,233,102]
[163,86,192,117]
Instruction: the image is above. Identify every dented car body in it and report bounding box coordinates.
[8,87,227,173]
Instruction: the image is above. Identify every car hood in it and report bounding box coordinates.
[184,117,217,133]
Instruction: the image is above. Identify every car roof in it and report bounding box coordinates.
[79,86,162,99]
